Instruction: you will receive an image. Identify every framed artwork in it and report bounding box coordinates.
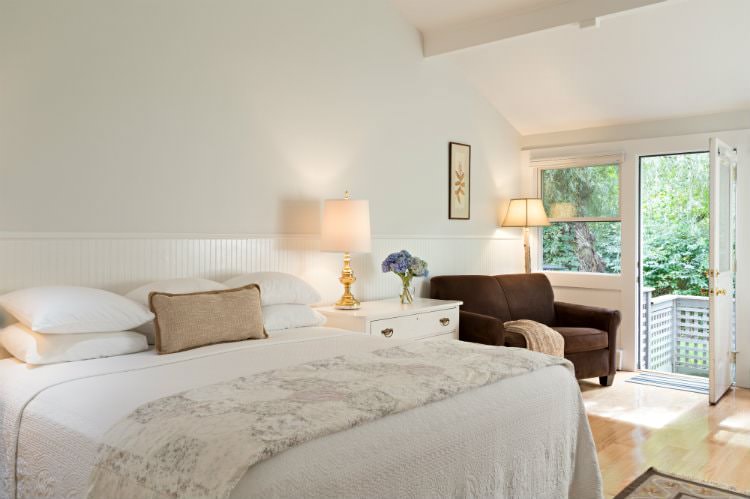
[448,142,471,219]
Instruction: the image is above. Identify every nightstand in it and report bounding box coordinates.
[317,298,463,341]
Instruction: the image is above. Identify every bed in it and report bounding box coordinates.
[1,326,602,499]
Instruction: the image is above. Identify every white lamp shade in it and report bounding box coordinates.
[320,199,372,253]
[501,198,550,227]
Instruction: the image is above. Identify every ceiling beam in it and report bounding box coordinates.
[423,0,668,57]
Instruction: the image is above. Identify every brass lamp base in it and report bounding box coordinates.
[334,252,361,309]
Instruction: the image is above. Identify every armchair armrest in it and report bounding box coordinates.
[554,302,621,335]
[459,310,505,346]
[555,302,621,377]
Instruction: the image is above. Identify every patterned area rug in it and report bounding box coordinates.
[615,468,750,498]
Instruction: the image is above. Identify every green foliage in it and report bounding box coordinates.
[541,164,619,218]
[590,222,621,273]
[542,223,580,271]
[542,222,621,273]
[641,153,709,296]
[541,164,621,273]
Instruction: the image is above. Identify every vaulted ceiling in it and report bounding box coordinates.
[392,0,750,135]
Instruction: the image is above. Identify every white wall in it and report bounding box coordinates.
[524,127,750,387]
[0,0,522,238]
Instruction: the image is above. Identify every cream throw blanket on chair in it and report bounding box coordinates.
[504,319,565,357]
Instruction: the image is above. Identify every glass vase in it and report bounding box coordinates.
[400,275,414,304]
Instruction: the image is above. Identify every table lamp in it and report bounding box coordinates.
[501,198,550,273]
[320,192,371,309]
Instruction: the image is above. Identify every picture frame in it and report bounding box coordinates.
[448,142,471,219]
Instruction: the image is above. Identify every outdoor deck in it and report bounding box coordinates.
[640,288,710,377]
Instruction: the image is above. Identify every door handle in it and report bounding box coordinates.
[709,288,728,296]
[381,328,394,338]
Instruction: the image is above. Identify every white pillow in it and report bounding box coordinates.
[0,323,148,365]
[125,278,229,344]
[263,304,327,331]
[125,278,228,307]
[223,272,321,306]
[0,286,154,334]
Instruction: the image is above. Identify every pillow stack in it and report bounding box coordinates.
[0,273,326,364]
[223,272,326,331]
[0,286,152,365]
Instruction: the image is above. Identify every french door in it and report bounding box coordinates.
[708,138,738,404]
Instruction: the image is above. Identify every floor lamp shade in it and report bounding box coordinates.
[501,198,550,228]
[501,198,550,274]
[320,199,371,253]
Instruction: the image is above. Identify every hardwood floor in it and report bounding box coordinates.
[580,372,750,498]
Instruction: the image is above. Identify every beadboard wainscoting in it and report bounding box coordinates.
[0,233,523,318]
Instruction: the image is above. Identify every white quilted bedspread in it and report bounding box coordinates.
[0,327,603,499]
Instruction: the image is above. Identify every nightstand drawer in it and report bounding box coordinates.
[417,308,459,338]
[368,307,459,340]
[317,298,463,341]
[370,314,420,339]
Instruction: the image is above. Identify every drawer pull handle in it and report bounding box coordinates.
[381,328,394,338]
[440,318,450,326]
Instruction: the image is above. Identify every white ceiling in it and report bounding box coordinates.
[393,0,750,135]
[392,0,567,31]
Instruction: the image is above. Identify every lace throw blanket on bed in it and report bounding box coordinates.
[87,341,572,499]
[504,319,565,357]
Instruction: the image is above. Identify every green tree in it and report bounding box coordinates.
[641,153,709,296]
[541,164,621,273]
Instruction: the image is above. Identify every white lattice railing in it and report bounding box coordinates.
[640,288,710,376]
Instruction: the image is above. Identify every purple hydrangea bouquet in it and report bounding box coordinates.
[381,250,428,304]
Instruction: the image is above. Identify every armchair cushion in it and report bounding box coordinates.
[552,327,608,354]
[431,275,512,322]
[505,327,608,354]
[495,274,556,325]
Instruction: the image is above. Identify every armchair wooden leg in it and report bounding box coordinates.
[599,374,615,387]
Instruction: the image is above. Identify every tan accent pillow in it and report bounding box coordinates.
[150,284,267,354]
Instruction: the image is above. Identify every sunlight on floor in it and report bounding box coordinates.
[720,413,750,432]
[581,373,750,498]
[581,374,704,429]
[587,404,685,429]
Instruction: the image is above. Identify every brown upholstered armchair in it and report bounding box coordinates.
[430,273,621,386]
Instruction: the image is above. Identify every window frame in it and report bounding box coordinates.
[533,154,624,273]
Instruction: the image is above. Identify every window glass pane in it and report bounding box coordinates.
[542,222,621,273]
[541,164,619,219]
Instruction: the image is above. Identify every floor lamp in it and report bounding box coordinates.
[501,198,550,273]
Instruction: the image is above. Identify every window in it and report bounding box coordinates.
[539,161,621,274]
